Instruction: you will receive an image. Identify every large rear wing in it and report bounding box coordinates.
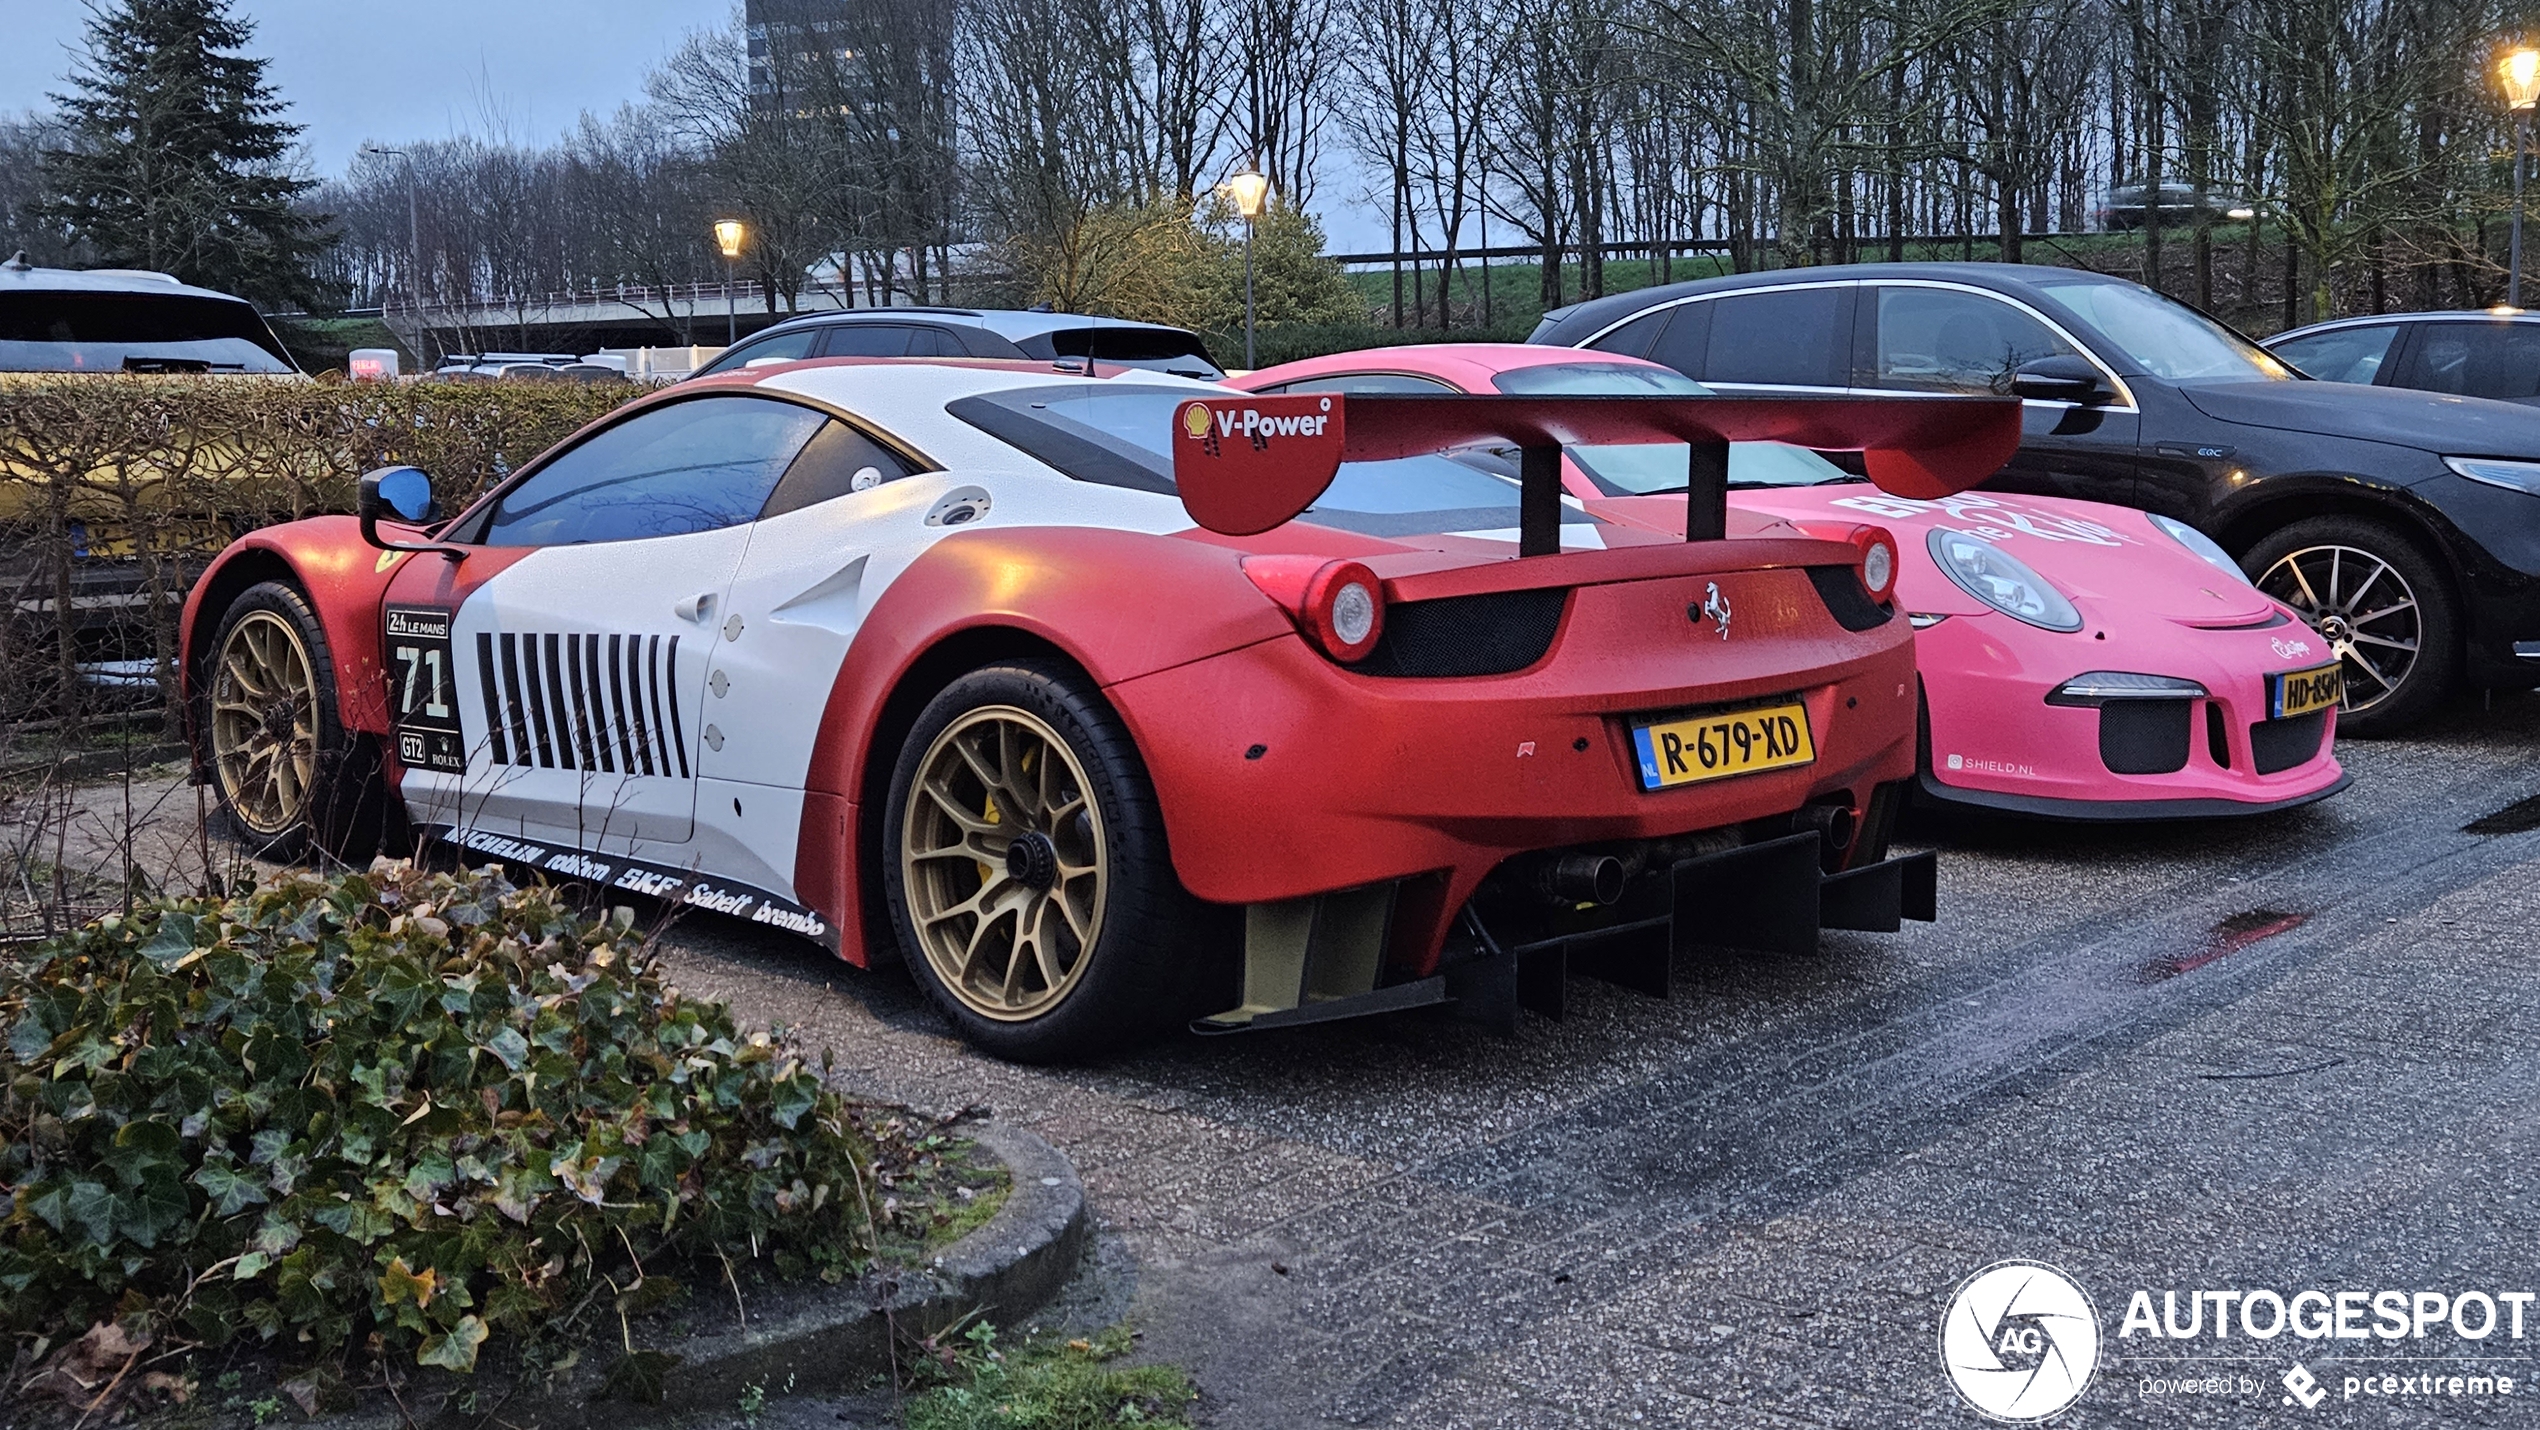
[1170,392,2023,554]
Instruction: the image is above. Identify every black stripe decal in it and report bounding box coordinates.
[623,634,655,775]
[513,632,554,767]
[645,634,673,776]
[544,633,578,770]
[606,634,639,774]
[499,633,534,765]
[577,633,614,773]
[475,631,509,767]
[663,634,690,778]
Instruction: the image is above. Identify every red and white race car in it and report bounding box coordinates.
[180,358,2015,1058]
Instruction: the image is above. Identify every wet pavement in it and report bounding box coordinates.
[642,690,2540,1427]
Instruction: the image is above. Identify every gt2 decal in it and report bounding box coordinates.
[421,824,834,947]
[1828,492,2125,546]
[384,606,465,773]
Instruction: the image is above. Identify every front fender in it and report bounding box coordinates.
[181,516,407,737]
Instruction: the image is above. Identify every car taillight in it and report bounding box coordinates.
[1791,521,1899,606]
[1852,527,1898,604]
[1241,556,1386,662]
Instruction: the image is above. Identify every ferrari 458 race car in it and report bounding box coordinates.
[1238,345,2348,821]
[179,357,2018,1059]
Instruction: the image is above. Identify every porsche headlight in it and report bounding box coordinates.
[2445,456,2540,497]
[2148,513,2250,585]
[1926,528,2083,632]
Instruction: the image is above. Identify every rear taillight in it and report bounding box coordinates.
[1792,521,1899,606]
[1853,527,1898,604]
[1241,556,1387,662]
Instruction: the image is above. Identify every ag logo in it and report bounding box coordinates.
[1939,1260,2099,1421]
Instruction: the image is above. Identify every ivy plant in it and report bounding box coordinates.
[0,864,876,1372]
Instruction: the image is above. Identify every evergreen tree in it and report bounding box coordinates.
[40,0,335,306]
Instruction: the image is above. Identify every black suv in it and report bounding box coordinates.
[1532,262,2540,732]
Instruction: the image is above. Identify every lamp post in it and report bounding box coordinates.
[363,145,427,365]
[713,219,747,345]
[1224,163,1269,369]
[2504,48,2540,308]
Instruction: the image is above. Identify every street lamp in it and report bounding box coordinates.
[2502,48,2540,307]
[714,219,747,345]
[363,145,427,366]
[1223,163,1270,369]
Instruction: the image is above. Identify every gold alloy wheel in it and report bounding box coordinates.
[901,705,1108,1022]
[209,610,319,837]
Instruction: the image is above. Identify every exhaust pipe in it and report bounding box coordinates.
[1798,802,1857,857]
[1538,852,1628,906]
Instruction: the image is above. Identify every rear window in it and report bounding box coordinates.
[1015,327,1223,378]
[948,384,1597,539]
[0,290,297,373]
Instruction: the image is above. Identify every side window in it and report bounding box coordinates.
[1643,302,1712,378]
[759,420,927,518]
[735,329,821,368]
[822,325,916,357]
[695,329,816,377]
[1586,308,1672,359]
[1702,287,1849,387]
[906,327,960,357]
[480,396,828,547]
[1259,373,1457,395]
[1870,287,2079,393]
[2271,325,2399,385]
[2392,324,2540,401]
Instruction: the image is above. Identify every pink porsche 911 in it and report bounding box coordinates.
[1237,345,2349,820]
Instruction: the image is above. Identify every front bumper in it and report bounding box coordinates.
[1915,612,2345,813]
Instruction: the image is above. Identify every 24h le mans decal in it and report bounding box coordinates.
[1172,394,1347,536]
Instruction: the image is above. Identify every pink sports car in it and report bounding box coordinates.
[1236,345,2349,820]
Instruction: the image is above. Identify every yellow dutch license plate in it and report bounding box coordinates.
[2268,662,2343,720]
[1631,701,1815,791]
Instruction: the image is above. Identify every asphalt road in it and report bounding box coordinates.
[652,689,2540,1429]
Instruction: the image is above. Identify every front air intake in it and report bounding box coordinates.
[1355,588,1568,678]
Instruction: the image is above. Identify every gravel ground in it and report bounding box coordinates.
[646,688,2540,1429]
[42,691,2539,1427]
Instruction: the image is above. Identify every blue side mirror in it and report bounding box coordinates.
[363,465,436,523]
[357,465,463,560]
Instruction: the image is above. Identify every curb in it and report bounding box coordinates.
[627,1120,1090,1414]
[319,1120,1088,1427]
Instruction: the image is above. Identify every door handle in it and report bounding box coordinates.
[673,592,716,622]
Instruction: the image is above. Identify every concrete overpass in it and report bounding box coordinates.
[380,274,1005,358]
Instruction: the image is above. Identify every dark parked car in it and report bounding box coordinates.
[2097,184,2256,231]
[688,307,1223,381]
[2266,311,2540,407]
[1532,262,2540,732]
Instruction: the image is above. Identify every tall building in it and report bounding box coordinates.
[744,0,860,112]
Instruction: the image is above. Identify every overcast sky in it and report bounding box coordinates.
[3,1,1390,250]
[3,2,722,177]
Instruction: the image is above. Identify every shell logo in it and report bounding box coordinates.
[1181,402,1212,439]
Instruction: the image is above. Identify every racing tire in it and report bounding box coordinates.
[2242,516,2459,737]
[882,659,1199,1063]
[200,581,389,863]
